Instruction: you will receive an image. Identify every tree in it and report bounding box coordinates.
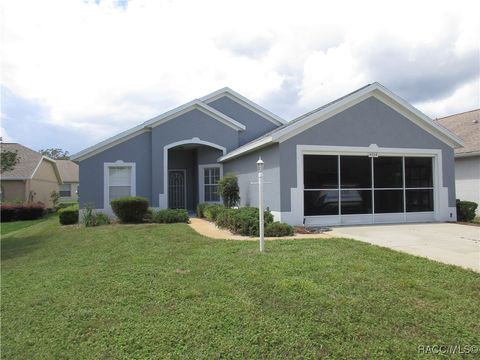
[39,148,70,160]
[217,173,240,207]
[1,149,19,173]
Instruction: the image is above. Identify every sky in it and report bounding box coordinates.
[1,0,479,155]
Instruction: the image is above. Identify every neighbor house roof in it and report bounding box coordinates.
[436,109,480,157]
[0,143,62,181]
[219,82,464,162]
[56,160,79,183]
[71,88,285,162]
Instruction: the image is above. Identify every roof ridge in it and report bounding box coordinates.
[436,108,480,120]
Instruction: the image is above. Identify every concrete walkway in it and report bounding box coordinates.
[330,223,480,272]
[188,218,332,241]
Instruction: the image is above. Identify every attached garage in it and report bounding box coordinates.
[220,83,464,226]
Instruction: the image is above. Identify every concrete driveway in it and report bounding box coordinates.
[330,223,480,272]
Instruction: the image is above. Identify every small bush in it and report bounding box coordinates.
[213,207,274,236]
[111,196,149,223]
[154,209,189,223]
[204,204,225,222]
[56,202,78,211]
[217,173,240,207]
[196,203,209,218]
[59,205,79,225]
[0,203,45,222]
[95,213,110,226]
[456,200,478,222]
[143,208,155,223]
[265,222,294,237]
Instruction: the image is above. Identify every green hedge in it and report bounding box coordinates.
[204,204,225,222]
[59,205,79,225]
[196,203,209,218]
[154,209,189,223]
[265,221,294,237]
[111,196,149,223]
[214,207,276,237]
[456,200,478,222]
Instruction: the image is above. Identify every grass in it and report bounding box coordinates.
[0,215,51,236]
[2,217,479,359]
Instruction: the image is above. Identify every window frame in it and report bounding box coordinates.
[198,164,223,204]
[104,161,136,210]
[59,183,72,198]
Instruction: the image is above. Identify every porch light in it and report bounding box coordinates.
[256,157,264,172]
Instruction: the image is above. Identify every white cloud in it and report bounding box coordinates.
[1,0,479,145]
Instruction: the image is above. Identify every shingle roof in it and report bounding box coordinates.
[56,160,79,183]
[0,143,43,179]
[436,109,480,156]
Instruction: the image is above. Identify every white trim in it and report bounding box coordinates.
[143,101,246,131]
[281,144,449,226]
[103,161,136,211]
[159,138,226,209]
[218,136,273,162]
[72,98,245,162]
[200,87,286,126]
[218,83,464,162]
[198,164,223,204]
[168,169,187,209]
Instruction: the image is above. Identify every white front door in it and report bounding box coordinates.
[168,170,186,209]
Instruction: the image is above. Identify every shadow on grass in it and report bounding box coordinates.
[1,231,52,262]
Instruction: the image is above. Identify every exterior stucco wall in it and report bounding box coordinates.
[79,132,152,208]
[30,160,60,207]
[279,97,457,213]
[151,109,240,207]
[208,96,279,145]
[455,156,480,214]
[1,180,26,203]
[223,144,280,212]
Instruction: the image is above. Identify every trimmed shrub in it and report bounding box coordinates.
[0,203,45,222]
[143,208,155,223]
[217,173,240,207]
[95,213,110,226]
[111,196,149,223]
[154,209,189,223]
[265,222,294,237]
[204,204,225,222]
[456,200,478,222]
[196,203,209,218]
[59,205,79,225]
[213,207,274,236]
[56,202,78,211]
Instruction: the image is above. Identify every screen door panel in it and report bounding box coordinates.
[168,170,186,209]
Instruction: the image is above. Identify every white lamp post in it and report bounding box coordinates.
[257,157,265,252]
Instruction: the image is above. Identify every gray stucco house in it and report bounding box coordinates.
[72,83,463,226]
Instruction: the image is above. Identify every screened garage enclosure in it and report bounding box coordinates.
[303,154,435,225]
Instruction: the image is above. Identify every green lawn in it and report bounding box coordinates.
[0,216,50,236]
[2,217,479,359]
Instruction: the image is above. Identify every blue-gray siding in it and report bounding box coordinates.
[278,97,456,211]
[208,97,279,145]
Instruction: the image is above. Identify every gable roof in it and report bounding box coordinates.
[200,87,286,126]
[0,143,62,182]
[436,109,480,157]
[219,82,465,162]
[56,160,79,182]
[72,88,284,162]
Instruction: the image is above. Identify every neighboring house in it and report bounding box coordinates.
[0,143,62,208]
[72,83,463,226]
[437,109,480,214]
[56,160,79,202]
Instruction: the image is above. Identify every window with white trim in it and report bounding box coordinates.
[108,166,133,202]
[203,167,220,202]
[59,184,72,197]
